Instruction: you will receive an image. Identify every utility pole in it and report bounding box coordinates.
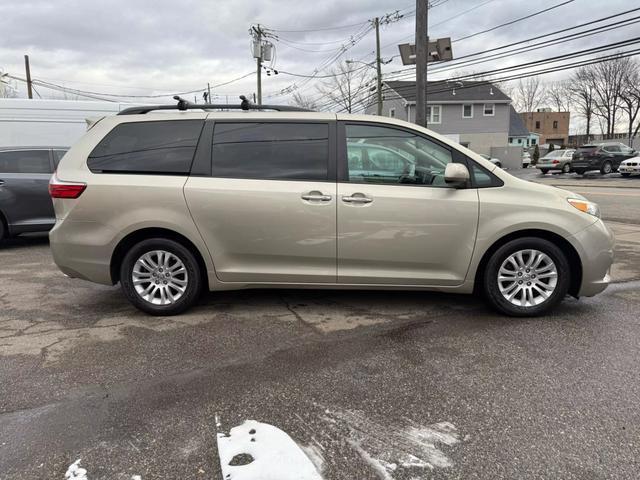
[253,24,263,104]
[415,0,428,127]
[207,82,211,103]
[374,17,383,116]
[24,55,33,99]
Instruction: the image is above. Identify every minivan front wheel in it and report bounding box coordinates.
[483,237,570,316]
[120,238,202,315]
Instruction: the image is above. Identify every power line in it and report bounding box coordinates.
[350,48,640,113]
[454,0,575,42]
[384,35,640,83]
[379,0,575,53]
[381,10,640,79]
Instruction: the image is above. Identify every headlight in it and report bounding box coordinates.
[567,198,600,217]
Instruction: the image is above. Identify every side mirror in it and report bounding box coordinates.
[444,163,470,187]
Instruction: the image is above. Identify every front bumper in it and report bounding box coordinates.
[568,219,615,297]
[619,165,640,174]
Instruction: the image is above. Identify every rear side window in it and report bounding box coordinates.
[0,150,51,173]
[53,150,68,168]
[212,123,328,181]
[88,120,204,174]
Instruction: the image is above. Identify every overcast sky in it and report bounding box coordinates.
[0,0,636,108]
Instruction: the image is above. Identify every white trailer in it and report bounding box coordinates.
[0,98,134,148]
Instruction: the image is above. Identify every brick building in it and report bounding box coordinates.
[519,109,570,146]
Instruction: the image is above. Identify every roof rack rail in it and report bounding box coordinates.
[117,95,313,115]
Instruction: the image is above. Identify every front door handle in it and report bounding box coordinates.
[342,194,373,204]
[301,191,332,202]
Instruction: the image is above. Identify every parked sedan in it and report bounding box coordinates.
[536,149,576,174]
[571,142,636,175]
[0,146,68,240]
[619,157,640,177]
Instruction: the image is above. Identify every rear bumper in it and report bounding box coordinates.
[568,219,615,297]
[49,219,115,285]
[536,162,566,170]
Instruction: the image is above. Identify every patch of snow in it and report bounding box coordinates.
[323,409,462,479]
[300,443,326,475]
[131,476,142,480]
[216,419,323,480]
[64,459,88,480]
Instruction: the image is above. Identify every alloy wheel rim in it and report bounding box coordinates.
[604,163,612,173]
[497,249,558,307]
[132,250,188,305]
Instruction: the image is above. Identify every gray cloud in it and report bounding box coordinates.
[0,0,636,104]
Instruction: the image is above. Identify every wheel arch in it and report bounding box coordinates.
[473,229,582,298]
[110,227,209,289]
[0,209,8,238]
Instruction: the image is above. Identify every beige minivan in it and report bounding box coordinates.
[49,101,614,317]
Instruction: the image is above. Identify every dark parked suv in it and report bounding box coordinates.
[0,147,68,240]
[571,142,636,175]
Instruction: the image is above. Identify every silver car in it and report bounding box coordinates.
[48,102,614,317]
[536,149,576,174]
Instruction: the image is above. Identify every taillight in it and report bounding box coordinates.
[49,174,86,199]
[552,160,559,164]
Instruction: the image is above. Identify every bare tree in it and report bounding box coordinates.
[619,62,640,146]
[315,62,374,113]
[567,66,597,139]
[513,77,546,112]
[290,92,319,111]
[589,55,631,136]
[0,71,18,98]
[545,80,570,112]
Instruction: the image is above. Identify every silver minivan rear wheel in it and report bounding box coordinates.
[120,238,202,315]
[483,237,570,316]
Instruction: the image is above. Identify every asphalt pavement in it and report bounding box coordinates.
[1,173,640,479]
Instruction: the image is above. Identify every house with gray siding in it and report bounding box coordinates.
[365,80,512,155]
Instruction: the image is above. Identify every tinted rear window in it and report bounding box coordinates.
[88,120,204,174]
[212,123,329,181]
[0,150,51,173]
[577,146,598,153]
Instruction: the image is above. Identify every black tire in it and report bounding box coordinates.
[482,237,571,317]
[0,218,5,240]
[561,163,571,174]
[540,169,549,174]
[621,172,631,177]
[600,161,612,175]
[574,169,586,175]
[495,162,502,168]
[120,238,202,316]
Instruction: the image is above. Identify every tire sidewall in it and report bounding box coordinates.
[120,238,202,315]
[562,163,570,173]
[483,237,570,317]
